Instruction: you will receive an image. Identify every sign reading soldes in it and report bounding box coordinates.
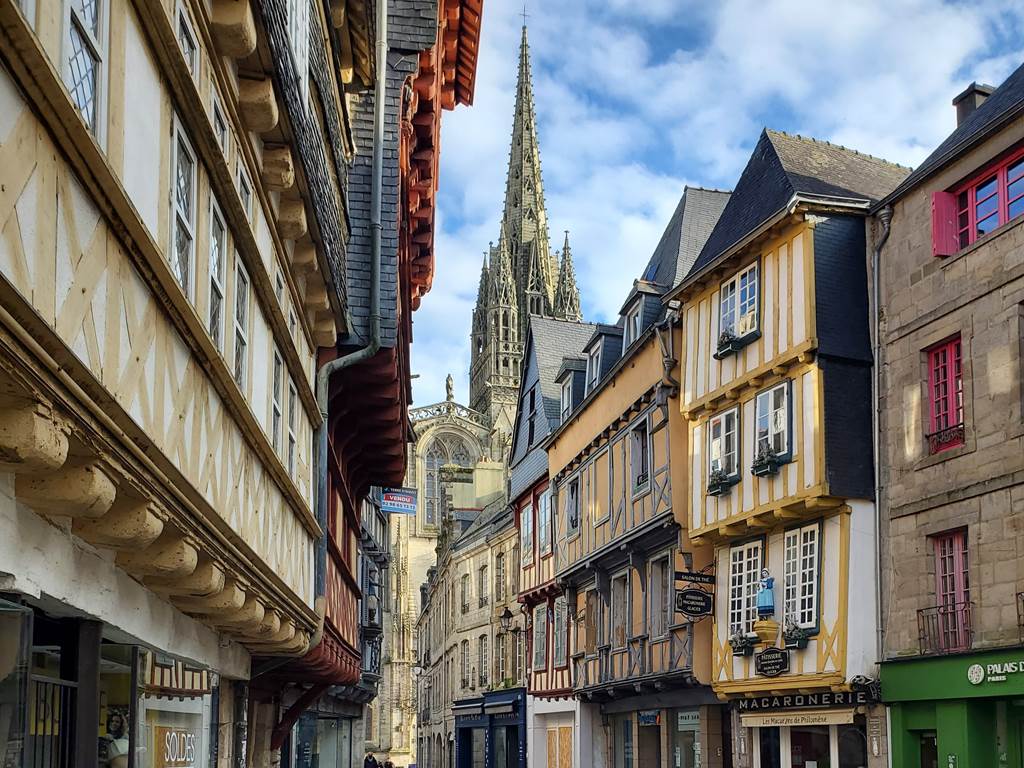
[154,726,198,768]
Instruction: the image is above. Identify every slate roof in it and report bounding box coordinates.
[639,187,731,290]
[879,63,1024,206]
[688,130,910,279]
[528,316,598,426]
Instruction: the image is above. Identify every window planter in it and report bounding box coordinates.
[728,631,757,657]
[783,619,812,650]
[751,446,784,477]
[714,329,760,360]
[707,469,738,496]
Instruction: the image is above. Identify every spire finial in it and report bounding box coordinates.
[521,2,528,27]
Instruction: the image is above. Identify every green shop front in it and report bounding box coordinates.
[882,647,1024,767]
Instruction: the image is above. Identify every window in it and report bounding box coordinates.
[460,640,469,686]
[288,310,297,340]
[287,382,297,476]
[630,419,649,492]
[496,633,507,682]
[650,556,671,638]
[585,344,601,394]
[233,264,250,389]
[610,573,628,649]
[512,630,522,681]
[584,589,598,654]
[65,0,105,134]
[560,379,572,423]
[755,381,789,458]
[520,503,534,566]
[708,407,739,478]
[271,350,283,454]
[208,202,227,347]
[532,605,547,671]
[565,477,580,535]
[526,386,537,446]
[552,596,567,667]
[275,271,285,303]
[932,529,971,651]
[942,148,1024,252]
[728,540,762,635]
[238,167,252,219]
[719,262,759,338]
[927,335,965,453]
[495,552,505,601]
[212,95,228,153]
[478,565,489,607]
[538,489,552,556]
[461,574,469,614]
[171,127,197,297]
[177,7,197,77]
[624,301,642,347]
[478,634,488,686]
[783,523,819,629]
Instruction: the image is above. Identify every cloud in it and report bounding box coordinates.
[410,0,1024,406]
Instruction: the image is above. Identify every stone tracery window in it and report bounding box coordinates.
[423,433,474,526]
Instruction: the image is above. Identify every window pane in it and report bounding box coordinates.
[975,193,998,222]
[68,22,98,129]
[176,142,193,217]
[173,221,191,293]
[75,0,98,35]
[975,175,997,203]
[1009,157,1024,184]
[1010,193,1024,220]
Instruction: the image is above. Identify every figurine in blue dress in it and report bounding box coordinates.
[756,568,775,619]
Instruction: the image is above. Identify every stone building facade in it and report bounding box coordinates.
[875,66,1024,767]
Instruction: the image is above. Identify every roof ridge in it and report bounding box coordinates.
[765,128,913,171]
[685,184,732,194]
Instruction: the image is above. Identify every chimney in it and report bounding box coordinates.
[952,82,995,126]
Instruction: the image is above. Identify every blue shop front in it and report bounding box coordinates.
[453,688,527,768]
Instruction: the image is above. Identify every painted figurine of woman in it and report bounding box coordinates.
[756,568,775,618]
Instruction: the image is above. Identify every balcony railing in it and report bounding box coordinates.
[479,596,489,608]
[918,601,973,654]
[926,423,965,454]
[461,603,469,615]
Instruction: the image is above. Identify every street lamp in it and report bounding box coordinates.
[499,606,514,632]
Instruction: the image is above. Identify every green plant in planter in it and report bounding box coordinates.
[714,328,741,359]
[783,617,812,649]
[751,443,783,477]
[707,467,736,496]
[728,627,757,656]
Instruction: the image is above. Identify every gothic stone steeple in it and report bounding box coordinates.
[469,24,582,444]
[554,231,582,321]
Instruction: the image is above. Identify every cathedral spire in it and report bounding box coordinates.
[554,230,582,321]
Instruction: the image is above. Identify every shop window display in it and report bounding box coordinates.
[0,599,31,768]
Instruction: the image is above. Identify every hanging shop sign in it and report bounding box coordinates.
[740,709,855,728]
[675,589,714,618]
[676,571,715,586]
[754,646,790,678]
[381,488,417,514]
[737,690,873,712]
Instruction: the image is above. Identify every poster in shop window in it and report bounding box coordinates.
[153,726,199,768]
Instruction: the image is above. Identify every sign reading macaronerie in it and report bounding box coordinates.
[737,690,872,712]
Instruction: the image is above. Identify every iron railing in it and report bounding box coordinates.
[27,675,77,768]
[918,601,973,655]
[926,423,965,454]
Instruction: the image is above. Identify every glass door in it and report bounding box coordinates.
[671,710,699,768]
[919,733,937,768]
[637,717,661,768]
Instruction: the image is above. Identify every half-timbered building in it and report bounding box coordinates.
[509,316,594,768]
[545,187,730,768]
[669,131,908,766]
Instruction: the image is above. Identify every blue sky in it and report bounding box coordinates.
[410,0,1024,407]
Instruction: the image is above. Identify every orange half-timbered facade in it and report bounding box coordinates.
[670,130,908,766]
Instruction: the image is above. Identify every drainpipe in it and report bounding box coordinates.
[872,205,893,664]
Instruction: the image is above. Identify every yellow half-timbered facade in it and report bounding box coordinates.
[671,130,908,766]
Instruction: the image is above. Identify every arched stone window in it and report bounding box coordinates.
[423,433,474,525]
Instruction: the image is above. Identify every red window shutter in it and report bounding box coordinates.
[931,190,959,257]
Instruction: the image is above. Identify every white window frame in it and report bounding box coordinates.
[176,5,198,79]
[63,0,107,142]
[585,344,601,394]
[784,522,820,630]
[495,552,505,602]
[708,406,740,478]
[624,300,642,348]
[460,640,469,685]
[649,554,672,639]
[728,539,762,635]
[208,200,227,348]
[233,262,250,390]
[719,262,759,338]
[532,604,547,671]
[171,121,197,299]
[755,381,790,458]
[287,380,298,476]
[478,633,488,686]
[565,476,580,537]
[538,489,552,556]
[552,596,567,668]
[630,417,650,495]
[610,571,629,650]
[211,92,229,154]
[560,379,572,423]
[478,564,488,605]
[496,633,508,682]
[238,165,253,220]
[271,349,284,455]
[520,503,534,566]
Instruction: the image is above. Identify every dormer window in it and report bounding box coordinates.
[560,379,572,423]
[715,262,759,359]
[585,345,601,394]
[623,301,642,348]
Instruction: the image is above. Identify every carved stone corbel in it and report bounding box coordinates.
[116,527,198,578]
[262,147,295,192]
[174,578,245,614]
[238,78,279,133]
[304,283,329,314]
[73,497,164,550]
[212,595,266,633]
[210,0,257,58]
[244,618,296,649]
[243,609,282,640]
[311,311,337,348]
[291,240,318,274]
[145,555,225,597]
[17,460,116,519]
[277,198,308,241]
[0,400,69,474]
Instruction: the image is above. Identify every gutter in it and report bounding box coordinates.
[871,205,893,664]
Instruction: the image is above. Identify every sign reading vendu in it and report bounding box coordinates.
[381,487,417,515]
